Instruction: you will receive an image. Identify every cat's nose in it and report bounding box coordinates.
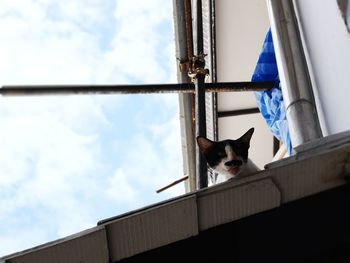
[225,160,243,167]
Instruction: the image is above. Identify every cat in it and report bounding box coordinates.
[197,127,260,184]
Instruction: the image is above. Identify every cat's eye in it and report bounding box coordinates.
[217,151,226,158]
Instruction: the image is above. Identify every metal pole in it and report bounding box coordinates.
[173,0,196,192]
[217,108,260,118]
[267,0,322,148]
[194,0,208,190]
[195,77,207,189]
[0,82,273,96]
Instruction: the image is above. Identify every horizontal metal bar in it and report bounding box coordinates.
[217,108,260,118]
[0,81,274,96]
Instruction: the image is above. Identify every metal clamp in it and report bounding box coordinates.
[179,53,209,82]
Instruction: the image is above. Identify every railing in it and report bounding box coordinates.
[0,80,273,192]
[0,82,273,96]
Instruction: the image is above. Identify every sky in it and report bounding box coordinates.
[0,0,185,256]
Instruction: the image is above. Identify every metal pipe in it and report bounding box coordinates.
[184,0,194,60]
[217,108,260,118]
[267,0,322,148]
[193,0,208,189]
[195,76,208,190]
[173,0,224,192]
[201,0,217,143]
[0,81,273,96]
[173,0,196,192]
[209,0,218,141]
[155,176,189,193]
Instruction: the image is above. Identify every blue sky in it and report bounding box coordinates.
[0,0,185,256]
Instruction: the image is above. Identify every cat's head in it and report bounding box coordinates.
[197,128,254,179]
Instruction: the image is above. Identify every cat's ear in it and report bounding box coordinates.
[197,136,214,154]
[239,127,255,145]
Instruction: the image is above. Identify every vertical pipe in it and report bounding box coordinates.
[173,0,196,192]
[267,0,322,149]
[195,75,207,189]
[194,0,208,189]
[209,0,218,142]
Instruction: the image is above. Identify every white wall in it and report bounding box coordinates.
[216,0,270,111]
[295,0,350,136]
[216,0,274,168]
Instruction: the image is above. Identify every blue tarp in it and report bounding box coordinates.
[251,29,292,155]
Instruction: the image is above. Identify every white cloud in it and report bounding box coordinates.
[0,0,182,257]
[0,0,176,85]
[0,226,50,257]
[0,111,100,251]
[104,0,176,84]
[106,169,138,203]
[0,98,115,255]
[0,0,114,85]
[0,97,101,207]
[111,110,184,197]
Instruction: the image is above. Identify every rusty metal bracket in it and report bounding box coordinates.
[188,53,210,82]
[178,59,190,74]
[179,53,209,83]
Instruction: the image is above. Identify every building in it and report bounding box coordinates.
[1,0,350,262]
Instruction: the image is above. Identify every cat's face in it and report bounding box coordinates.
[197,128,254,179]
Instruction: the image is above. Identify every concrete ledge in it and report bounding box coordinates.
[4,228,108,263]
[270,144,349,203]
[104,195,198,262]
[197,178,281,231]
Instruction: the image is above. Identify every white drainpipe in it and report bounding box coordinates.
[266,0,323,149]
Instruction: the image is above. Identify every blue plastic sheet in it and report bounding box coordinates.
[251,29,292,155]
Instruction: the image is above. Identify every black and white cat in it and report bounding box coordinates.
[197,128,260,183]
